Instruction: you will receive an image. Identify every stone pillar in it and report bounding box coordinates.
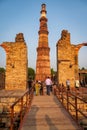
[56,30,76,88]
[1,33,28,90]
[56,30,87,88]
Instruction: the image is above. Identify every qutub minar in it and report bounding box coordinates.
[35,4,51,81]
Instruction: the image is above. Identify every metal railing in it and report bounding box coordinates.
[55,87,87,129]
[10,87,34,130]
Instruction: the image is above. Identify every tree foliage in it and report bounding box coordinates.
[51,68,56,75]
[81,67,85,70]
[51,68,57,81]
[28,67,35,79]
[0,67,5,73]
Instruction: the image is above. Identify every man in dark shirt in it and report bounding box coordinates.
[28,77,32,92]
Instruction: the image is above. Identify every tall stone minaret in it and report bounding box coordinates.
[35,4,51,81]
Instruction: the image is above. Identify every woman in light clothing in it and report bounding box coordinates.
[66,79,70,91]
[75,79,80,90]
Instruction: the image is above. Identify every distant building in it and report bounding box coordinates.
[79,69,87,86]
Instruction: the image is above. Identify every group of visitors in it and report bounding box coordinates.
[66,78,80,91]
[34,76,53,96]
[28,76,54,96]
[28,76,82,95]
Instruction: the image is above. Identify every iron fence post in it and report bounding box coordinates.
[20,97,23,123]
[67,90,69,111]
[75,96,78,122]
[10,106,14,130]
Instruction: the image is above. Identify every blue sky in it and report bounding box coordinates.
[0,0,87,70]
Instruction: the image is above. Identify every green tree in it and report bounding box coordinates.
[51,68,57,81]
[28,67,35,80]
[51,68,54,76]
[0,67,5,73]
[51,68,56,75]
[81,67,85,70]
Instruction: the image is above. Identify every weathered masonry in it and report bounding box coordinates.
[0,33,28,90]
[56,30,87,87]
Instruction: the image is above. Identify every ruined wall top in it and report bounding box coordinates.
[15,33,25,42]
[61,30,70,40]
[57,30,70,45]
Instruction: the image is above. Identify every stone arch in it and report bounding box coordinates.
[78,43,87,68]
[0,47,6,89]
[0,46,6,68]
[77,43,87,86]
[76,43,87,50]
[0,33,28,90]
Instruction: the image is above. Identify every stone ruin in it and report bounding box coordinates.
[0,33,28,129]
[0,29,87,129]
[56,30,87,88]
[0,33,28,90]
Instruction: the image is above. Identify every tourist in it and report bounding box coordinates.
[52,81,57,94]
[39,81,43,95]
[45,76,52,95]
[66,79,70,91]
[35,80,40,96]
[28,77,33,93]
[75,78,80,90]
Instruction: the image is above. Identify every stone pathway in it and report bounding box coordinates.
[19,94,81,130]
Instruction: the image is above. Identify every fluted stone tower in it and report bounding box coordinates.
[36,4,51,81]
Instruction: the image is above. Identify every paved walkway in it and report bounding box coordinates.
[19,93,82,130]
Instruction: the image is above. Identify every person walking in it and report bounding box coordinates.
[28,77,33,93]
[75,78,80,90]
[35,80,40,96]
[66,79,70,91]
[45,76,52,95]
[39,81,43,95]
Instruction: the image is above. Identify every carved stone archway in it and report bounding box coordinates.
[0,33,28,90]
